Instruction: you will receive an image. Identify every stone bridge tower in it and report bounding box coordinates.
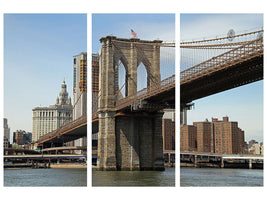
[98,36,164,170]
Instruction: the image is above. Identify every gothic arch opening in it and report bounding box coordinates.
[137,62,148,91]
[115,59,128,100]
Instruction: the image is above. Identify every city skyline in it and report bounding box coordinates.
[180,14,264,143]
[2,13,264,143]
[3,14,87,140]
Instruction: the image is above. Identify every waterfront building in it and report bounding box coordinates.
[180,125,197,152]
[163,109,175,151]
[92,53,99,113]
[248,139,257,149]
[193,119,213,153]
[73,52,87,119]
[13,130,24,145]
[12,130,32,145]
[32,79,73,142]
[3,118,10,143]
[211,117,245,154]
[260,143,264,155]
[73,52,87,147]
[23,132,32,144]
[249,142,263,155]
[181,116,245,154]
[4,137,9,148]
[92,53,99,149]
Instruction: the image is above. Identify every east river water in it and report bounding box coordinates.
[5,167,261,187]
[180,168,263,187]
[92,168,175,186]
[4,168,87,187]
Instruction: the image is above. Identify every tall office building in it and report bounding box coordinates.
[92,54,99,146]
[3,118,10,142]
[73,52,87,119]
[92,53,99,113]
[32,79,73,142]
[73,52,87,147]
[3,118,10,147]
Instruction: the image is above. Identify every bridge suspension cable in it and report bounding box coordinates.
[180,29,263,72]
[181,29,263,45]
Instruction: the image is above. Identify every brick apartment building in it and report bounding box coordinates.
[162,109,175,151]
[180,125,197,152]
[180,116,245,154]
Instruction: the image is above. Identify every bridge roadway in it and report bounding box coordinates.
[92,74,175,121]
[181,37,263,104]
[35,115,87,148]
[35,74,175,148]
[41,146,86,153]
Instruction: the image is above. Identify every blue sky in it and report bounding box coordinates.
[92,14,175,92]
[180,14,263,142]
[92,14,175,53]
[4,14,86,139]
[2,13,263,143]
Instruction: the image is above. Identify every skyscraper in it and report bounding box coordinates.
[92,53,99,114]
[3,118,10,142]
[32,79,73,142]
[73,52,87,147]
[73,52,87,119]
[3,118,10,147]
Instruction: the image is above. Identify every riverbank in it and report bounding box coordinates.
[4,163,87,169]
[180,162,263,169]
[50,163,87,169]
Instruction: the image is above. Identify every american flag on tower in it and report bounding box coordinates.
[131,29,137,37]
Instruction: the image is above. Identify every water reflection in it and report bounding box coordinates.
[180,168,263,187]
[4,168,87,187]
[92,168,175,186]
